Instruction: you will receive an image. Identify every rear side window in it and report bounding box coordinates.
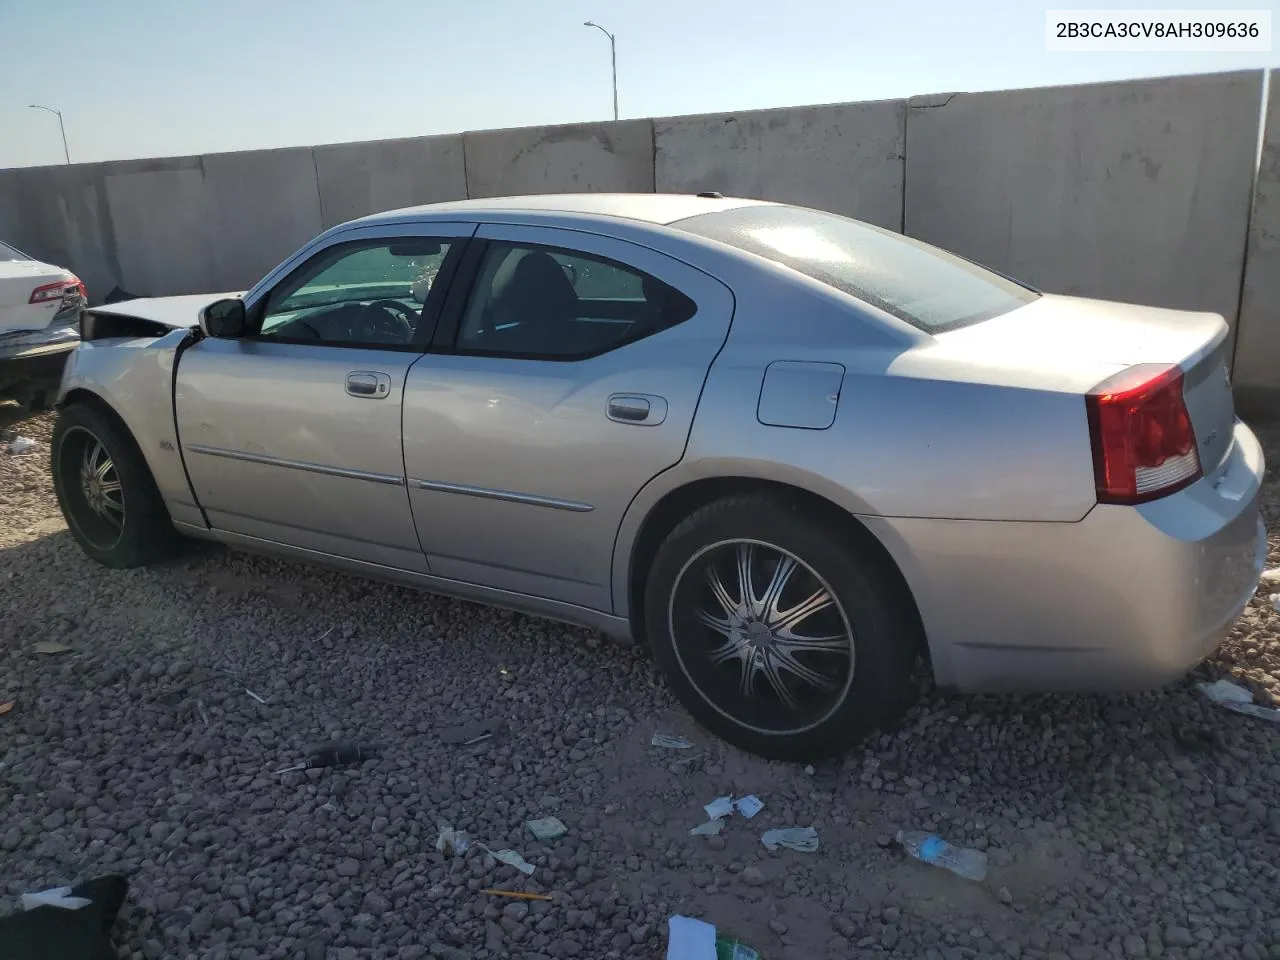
[454,242,697,360]
[674,205,1038,332]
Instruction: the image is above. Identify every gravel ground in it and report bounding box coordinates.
[2,407,1280,960]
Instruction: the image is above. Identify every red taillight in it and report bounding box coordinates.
[28,276,85,304]
[29,280,67,304]
[1086,363,1202,505]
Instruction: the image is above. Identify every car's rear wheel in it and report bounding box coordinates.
[645,494,919,761]
[51,403,179,568]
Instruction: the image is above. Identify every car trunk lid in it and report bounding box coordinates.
[0,261,73,333]
[930,292,1237,474]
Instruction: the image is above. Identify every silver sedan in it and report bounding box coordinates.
[51,194,1267,760]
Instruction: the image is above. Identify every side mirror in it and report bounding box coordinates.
[198,298,248,339]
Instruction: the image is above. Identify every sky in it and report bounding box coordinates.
[2,0,1277,169]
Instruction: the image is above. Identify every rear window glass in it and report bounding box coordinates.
[0,241,30,262]
[674,205,1038,332]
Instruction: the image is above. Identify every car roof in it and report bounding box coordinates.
[350,193,776,228]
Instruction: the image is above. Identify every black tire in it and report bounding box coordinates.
[51,403,179,568]
[644,494,920,762]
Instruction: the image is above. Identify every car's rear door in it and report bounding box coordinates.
[174,222,474,571]
[402,223,735,611]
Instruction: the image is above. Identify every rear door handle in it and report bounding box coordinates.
[607,393,667,425]
[346,371,391,399]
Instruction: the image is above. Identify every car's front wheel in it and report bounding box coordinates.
[51,403,179,568]
[645,494,920,761]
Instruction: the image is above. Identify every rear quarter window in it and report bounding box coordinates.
[673,205,1038,333]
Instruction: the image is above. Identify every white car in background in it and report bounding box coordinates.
[0,240,85,409]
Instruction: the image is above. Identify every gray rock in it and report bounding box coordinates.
[833,916,858,939]
[336,858,361,878]
[503,901,530,923]
[1211,890,1244,911]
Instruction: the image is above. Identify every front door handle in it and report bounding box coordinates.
[607,393,668,425]
[346,371,391,399]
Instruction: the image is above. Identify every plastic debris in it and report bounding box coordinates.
[0,700,14,716]
[481,888,552,901]
[1198,678,1280,722]
[274,741,380,774]
[478,844,536,876]
[1261,567,1280,583]
[1202,680,1280,721]
[761,826,820,853]
[1199,678,1252,704]
[667,915,716,960]
[803,764,815,775]
[700,794,764,825]
[690,818,725,837]
[651,733,694,749]
[666,915,761,960]
[716,935,762,959]
[32,641,72,656]
[703,795,734,820]
[897,830,988,881]
[435,824,470,856]
[244,688,267,705]
[6,437,37,456]
[1227,702,1280,722]
[525,816,568,841]
[21,886,93,911]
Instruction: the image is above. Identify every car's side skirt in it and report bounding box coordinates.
[173,521,634,641]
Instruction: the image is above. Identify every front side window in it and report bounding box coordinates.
[455,243,696,359]
[674,205,1038,332]
[257,238,454,347]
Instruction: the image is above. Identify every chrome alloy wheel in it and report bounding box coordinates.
[59,426,126,550]
[667,539,855,736]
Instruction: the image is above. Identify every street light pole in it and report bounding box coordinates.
[29,104,70,164]
[583,21,618,121]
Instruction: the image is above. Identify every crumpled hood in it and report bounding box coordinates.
[86,292,244,330]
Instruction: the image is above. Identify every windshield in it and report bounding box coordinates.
[674,205,1038,332]
[0,241,31,262]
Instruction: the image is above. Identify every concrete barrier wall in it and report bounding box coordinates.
[0,165,119,299]
[905,71,1264,350]
[103,158,215,296]
[655,100,906,230]
[1234,71,1280,408]
[1,70,1275,410]
[462,120,655,198]
[313,134,467,229]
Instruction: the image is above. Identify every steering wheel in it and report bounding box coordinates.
[353,299,415,344]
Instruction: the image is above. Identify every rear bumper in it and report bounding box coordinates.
[0,325,80,399]
[863,421,1267,693]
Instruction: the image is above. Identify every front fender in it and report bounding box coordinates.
[57,332,204,528]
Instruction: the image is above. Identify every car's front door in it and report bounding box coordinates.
[402,224,735,611]
[175,222,474,571]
